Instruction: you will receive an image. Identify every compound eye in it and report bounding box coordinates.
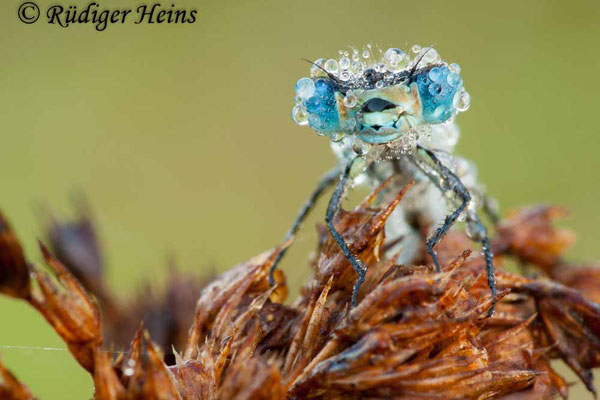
[362,98,396,113]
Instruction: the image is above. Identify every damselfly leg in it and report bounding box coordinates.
[268,166,340,286]
[414,144,497,316]
[325,157,367,307]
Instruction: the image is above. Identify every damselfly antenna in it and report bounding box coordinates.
[407,47,433,81]
[300,58,343,85]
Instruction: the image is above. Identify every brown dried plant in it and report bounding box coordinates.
[2,182,600,399]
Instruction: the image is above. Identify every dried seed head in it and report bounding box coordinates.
[1,185,600,399]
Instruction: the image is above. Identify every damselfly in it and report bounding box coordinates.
[270,45,498,315]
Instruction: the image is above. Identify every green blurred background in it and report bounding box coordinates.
[1,0,599,398]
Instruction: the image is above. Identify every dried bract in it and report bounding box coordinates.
[0,212,30,299]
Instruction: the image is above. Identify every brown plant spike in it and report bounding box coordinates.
[1,183,600,399]
[41,201,209,364]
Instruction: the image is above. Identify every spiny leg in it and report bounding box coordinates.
[465,214,497,316]
[268,166,340,286]
[415,145,497,315]
[414,146,471,273]
[325,157,366,307]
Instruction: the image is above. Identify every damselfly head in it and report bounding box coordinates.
[292,45,470,146]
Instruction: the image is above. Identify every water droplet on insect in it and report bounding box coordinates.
[324,59,339,74]
[375,63,387,73]
[383,48,399,62]
[339,57,350,70]
[292,104,309,125]
[332,131,344,142]
[453,90,471,112]
[419,47,440,65]
[343,92,358,108]
[310,58,327,78]
[466,221,482,241]
[411,44,422,54]
[349,61,362,74]
[428,83,443,97]
[295,77,315,100]
[429,83,448,99]
[428,67,443,82]
[449,63,461,73]
[339,70,351,81]
[375,80,384,89]
[447,72,462,87]
[362,49,371,59]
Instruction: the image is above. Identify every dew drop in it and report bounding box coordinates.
[332,132,344,142]
[428,67,443,83]
[447,71,462,87]
[349,60,362,74]
[453,90,471,112]
[295,77,315,100]
[466,220,484,241]
[339,57,350,70]
[375,63,387,73]
[419,47,440,65]
[324,59,339,74]
[362,49,371,59]
[428,83,442,97]
[310,58,327,78]
[343,92,358,108]
[339,70,351,81]
[449,63,461,73]
[375,80,384,89]
[292,104,309,125]
[411,44,422,54]
[384,48,405,63]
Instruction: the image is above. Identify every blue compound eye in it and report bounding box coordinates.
[303,78,341,134]
[415,65,463,124]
